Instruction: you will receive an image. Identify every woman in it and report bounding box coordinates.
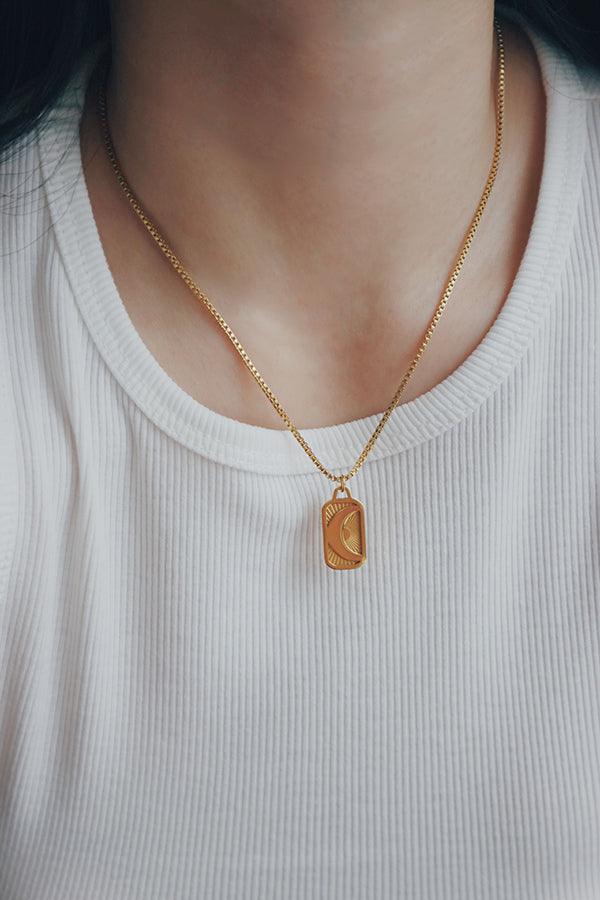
[1,1,599,897]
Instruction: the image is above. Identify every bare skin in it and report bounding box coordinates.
[81,1,546,429]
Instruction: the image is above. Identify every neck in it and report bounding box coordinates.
[106,0,498,313]
[83,4,546,429]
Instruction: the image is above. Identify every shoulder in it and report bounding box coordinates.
[0,80,88,585]
[521,21,600,250]
[0,64,89,252]
[0,71,87,331]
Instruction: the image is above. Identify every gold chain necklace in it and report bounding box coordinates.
[98,21,504,570]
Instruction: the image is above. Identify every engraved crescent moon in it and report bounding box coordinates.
[326,506,364,562]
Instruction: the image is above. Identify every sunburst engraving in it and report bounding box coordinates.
[340,510,362,555]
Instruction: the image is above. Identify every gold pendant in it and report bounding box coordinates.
[322,485,366,570]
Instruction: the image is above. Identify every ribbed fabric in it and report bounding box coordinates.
[1,23,599,900]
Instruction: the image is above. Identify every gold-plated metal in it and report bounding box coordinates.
[322,486,366,570]
[97,21,504,567]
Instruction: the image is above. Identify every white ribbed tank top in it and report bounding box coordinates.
[1,22,599,900]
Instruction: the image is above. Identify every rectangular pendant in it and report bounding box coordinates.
[322,487,366,570]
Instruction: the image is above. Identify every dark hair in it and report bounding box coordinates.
[0,0,109,155]
[1,0,599,157]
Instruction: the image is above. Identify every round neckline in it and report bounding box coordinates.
[41,25,588,477]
